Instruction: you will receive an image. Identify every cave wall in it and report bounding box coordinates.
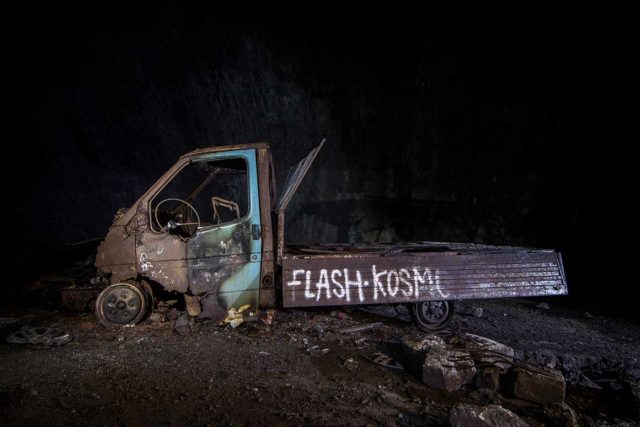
[8,5,616,301]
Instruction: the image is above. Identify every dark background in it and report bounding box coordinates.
[7,5,627,309]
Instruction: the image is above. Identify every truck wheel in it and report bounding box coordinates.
[412,301,454,331]
[95,282,150,327]
[139,280,155,312]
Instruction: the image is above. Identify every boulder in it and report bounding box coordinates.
[543,402,579,427]
[464,333,514,371]
[422,349,476,392]
[507,366,566,404]
[449,404,528,427]
[401,334,447,371]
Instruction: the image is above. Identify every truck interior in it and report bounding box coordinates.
[149,157,249,238]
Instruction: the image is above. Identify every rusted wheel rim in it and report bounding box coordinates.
[96,282,147,326]
[413,300,454,331]
[419,301,449,324]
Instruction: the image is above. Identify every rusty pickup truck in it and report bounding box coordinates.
[95,140,568,330]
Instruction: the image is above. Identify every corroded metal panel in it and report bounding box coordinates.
[95,225,137,282]
[136,231,189,293]
[282,248,567,308]
[257,147,276,308]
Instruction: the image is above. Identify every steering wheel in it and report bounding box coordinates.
[154,198,201,237]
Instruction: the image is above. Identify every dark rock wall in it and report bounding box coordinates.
[8,5,618,302]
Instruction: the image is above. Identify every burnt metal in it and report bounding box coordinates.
[257,147,276,308]
[96,143,269,324]
[95,141,568,328]
[95,282,149,326]
[6,326,73,346]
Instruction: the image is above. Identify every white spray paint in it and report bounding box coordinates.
[287,265,441,303]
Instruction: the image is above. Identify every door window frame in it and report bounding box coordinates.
[147,151,254,236]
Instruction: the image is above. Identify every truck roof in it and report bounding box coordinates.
[180,142,269,159]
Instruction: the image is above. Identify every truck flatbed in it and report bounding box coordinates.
[282,242,566,307]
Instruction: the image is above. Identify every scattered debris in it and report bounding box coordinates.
[259,309,276,325]
[402,334,447,353]
[184,295,201,317]
[6,326,73,347]
[624,367,640,381]
[330,311,350,320]
[536,302,550,310]
[313,324,324,336]
[166,308,180,320]
[338,322,383,334]
[370,352,404,370]
[458,303,484,318]
[0,297,638,425]
[224,307,242,323]
[354,337,368,348]
[221,306,257,328]
[472,307,484,318]
[449,403,529,427]
[148,312,164,324]
[174,314,192,335]
[342,357,359,371]
[229,318,244,328]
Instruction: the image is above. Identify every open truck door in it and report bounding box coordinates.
[275,139,326,262]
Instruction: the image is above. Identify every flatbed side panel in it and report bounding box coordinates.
[281,250,567,308]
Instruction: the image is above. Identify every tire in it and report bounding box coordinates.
[412,300,455,331]
[95,281,150,327]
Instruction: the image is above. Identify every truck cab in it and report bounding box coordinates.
[95,143,276,326]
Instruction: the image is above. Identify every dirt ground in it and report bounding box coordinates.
[1,298,639,426]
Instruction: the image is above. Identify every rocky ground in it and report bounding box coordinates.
[0,298,638,426]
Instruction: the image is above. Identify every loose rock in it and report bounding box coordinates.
[543,402,579,427]
[449,403,528,427]
[422,349,476,392]
[464,333,514,372]
[174,314,192,335]
[474,367,501,391]
[507,365,566,404]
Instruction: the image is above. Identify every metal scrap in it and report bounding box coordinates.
[338,322,383,334]
[371,352,404,370]
[6,326,73,346]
